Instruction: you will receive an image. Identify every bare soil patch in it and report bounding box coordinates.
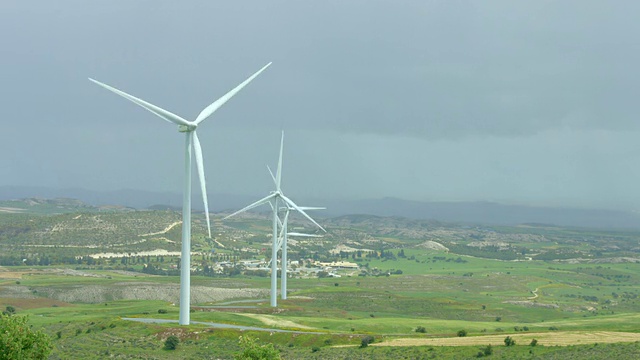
[155,327,200,341]
[35,283,268,304]
[503,300,559,309]
[238,313,315,330]
[0,272,27,280]
[0,297,73,309]
[371,331,640,347]
[0,207,25,213]
[0,285,39,299]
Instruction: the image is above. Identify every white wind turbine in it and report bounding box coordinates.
[89,62,271,325]
[275,205,324,300]
[223,131,326,307]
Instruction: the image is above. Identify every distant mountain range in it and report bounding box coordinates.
[1,186,639,229]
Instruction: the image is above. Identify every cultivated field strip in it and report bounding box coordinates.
[371,331,640,347]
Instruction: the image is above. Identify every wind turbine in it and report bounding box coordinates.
[223,131,325,307]
[275,206,324,300]
[89,62,271,325]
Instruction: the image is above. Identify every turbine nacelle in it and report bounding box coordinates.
[178,124,197,133]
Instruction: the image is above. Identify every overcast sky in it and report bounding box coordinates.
[1,1,639,210]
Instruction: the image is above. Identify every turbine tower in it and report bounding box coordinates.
[276,206,324,300]
[223,131,325,307]
[89,63,271,325]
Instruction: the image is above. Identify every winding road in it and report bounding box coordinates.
[122,317,324,334]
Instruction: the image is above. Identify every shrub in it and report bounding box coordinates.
[360,335,375,348]
[0,313,52,360]
[415,326,427,333]
[235,335,281,359]
[158,309,168,314]
[530,339,538,347]
[164,335,179,350]
[483,344,493,355]
[476,344,492,357]
[311,346,320,353]
[495,316,502,322]
[56,331,62,339]
[457,329,467,337]
[504,336,516,346]
[4,306,16,315]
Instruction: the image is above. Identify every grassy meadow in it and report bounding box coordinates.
[2,202,640,358]
[2,249,640,359]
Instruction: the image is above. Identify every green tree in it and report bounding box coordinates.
[164,335,179,350]
[235,335,281,360]
[0,313,52,360]
[457,329,468,337]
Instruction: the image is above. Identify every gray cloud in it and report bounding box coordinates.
[1,1,639,210]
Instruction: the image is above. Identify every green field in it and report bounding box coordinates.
[2,250,640,359]
[2,202,640,358]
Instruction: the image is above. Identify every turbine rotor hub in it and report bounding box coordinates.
[178,124,197,133]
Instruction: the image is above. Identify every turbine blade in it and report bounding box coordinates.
[280,194,326,232]
[298,207,326,211]
[194,62,272,125]
[192,131,211,238]
[277,213,283,228]
[275,131,284,191]
[277,210,290,249]
[88,78,191,126]
[223,193,277,220]
[267,165,277,187]
[287,232,323,238]
[283,209,290,224]
[277,225,285,247]
[269,201,284,228]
